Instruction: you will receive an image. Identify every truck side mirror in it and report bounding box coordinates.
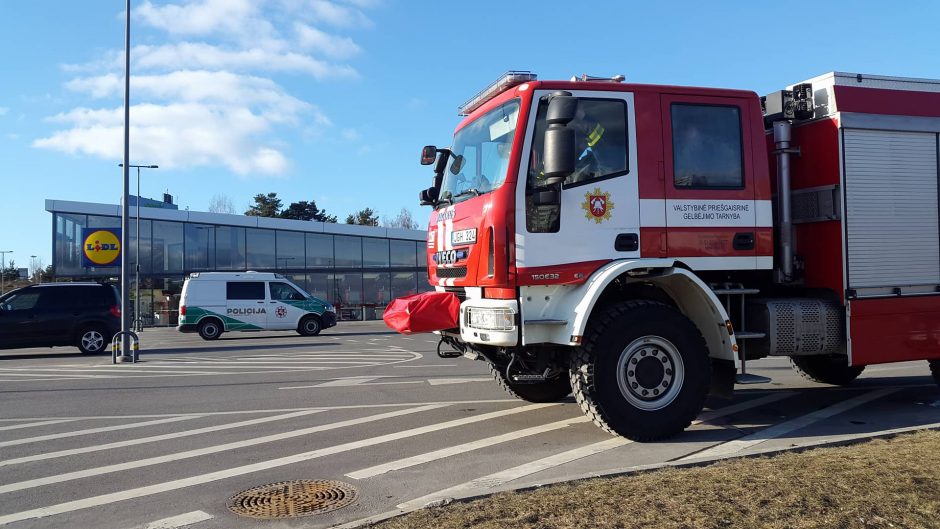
[420,145,438,165]
[542,94,577,185]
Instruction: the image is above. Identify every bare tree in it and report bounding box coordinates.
[382,207,420,230]
[208,193,235,214]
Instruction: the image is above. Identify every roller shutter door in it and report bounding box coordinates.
[843,129,939,289]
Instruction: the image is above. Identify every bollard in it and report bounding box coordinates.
[111,331,141,364]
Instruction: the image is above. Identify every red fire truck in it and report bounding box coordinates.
[395,71,940,441]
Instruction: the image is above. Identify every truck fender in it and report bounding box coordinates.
[569,260,738,364]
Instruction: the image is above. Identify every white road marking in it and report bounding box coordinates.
[0,410,325,468]
[394,364,456,368]
[0,416,201,448]
[427,377,492,386]
[679,388,898,460]
[396,391,797,510]
[0,399,519,422]
[0,403,555,525]
[141,510,213,529]
[0,372,113,379]
[0,419,76,432]
[347,416,591,479]
[0,405,447,494]
[397,437,630,510]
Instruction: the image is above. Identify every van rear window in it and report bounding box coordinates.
[226,282,265,300]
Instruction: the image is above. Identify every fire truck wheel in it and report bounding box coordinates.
[930,360,940,386]
[789,355,864,385]
[488,363,571,403]
[571,300,710,441]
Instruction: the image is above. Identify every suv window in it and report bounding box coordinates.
[3,291,41,311]
[36,286,114,308]
[226,281,265,300]
[671,104,744,188]
[270,282,305,301]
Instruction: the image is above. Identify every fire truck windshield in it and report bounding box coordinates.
[438,99,520,207]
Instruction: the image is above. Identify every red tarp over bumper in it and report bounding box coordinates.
[383,291,460,334]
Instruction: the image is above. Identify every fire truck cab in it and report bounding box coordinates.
[408,71,940,441]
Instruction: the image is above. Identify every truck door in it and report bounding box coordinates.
[660,94,764,270]
[224,281,268,330]
[517,90,639,278]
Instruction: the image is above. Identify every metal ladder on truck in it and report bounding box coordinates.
[712,283,772,385]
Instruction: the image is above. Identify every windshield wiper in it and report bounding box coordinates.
[453,188,482,199]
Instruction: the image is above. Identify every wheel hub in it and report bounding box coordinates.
[617,336,684,410]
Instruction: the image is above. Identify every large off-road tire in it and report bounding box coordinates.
[571,300,710,442]
[789,355,864,385]
[928,359,940,386]
[77,326,109,355]
[198,318,223,341]
[488,363,571,403]
[298,315,322,336]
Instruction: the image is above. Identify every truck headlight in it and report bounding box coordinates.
[466,307,515,331]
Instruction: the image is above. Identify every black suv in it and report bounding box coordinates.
[0,283,121,354]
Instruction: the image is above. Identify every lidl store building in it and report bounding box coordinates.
[46,199,430,325]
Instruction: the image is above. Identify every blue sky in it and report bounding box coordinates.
[1,0,938,271]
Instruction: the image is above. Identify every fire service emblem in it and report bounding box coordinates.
[582,187,614,224]
[275,306,287,318]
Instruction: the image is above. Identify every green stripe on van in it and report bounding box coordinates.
[181,307,262,331]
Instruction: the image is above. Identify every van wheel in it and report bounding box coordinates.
[198,319,223,340]
[298,316,322,336]
[78,327,108,355]
[571,300,710,442]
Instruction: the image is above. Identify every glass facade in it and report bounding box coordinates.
[49,207,428,324]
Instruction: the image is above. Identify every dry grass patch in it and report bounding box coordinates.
[372,430,940,529]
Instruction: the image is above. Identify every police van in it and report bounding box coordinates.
[177,272,336,340]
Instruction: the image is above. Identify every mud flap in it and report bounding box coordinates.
[709,359,735,400]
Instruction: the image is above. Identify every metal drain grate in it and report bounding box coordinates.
[227,480,358,519]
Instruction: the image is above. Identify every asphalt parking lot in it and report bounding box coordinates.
[0,322,938,529]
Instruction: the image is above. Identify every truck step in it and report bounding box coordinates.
[712,288,761,295]
[735,373,773,385]
[510,373,550,383]
[735,331,767,340]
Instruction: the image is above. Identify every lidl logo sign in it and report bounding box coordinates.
[82,228,122,267]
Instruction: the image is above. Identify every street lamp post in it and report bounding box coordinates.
[119,163,158,331]
[0,251,11,295]
[30,255,37,283]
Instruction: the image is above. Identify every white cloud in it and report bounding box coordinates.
[35,103,292,176]
[134,0,274,41]
[38,0,377,178]
[133,43,358,80]
[306,0,373,28]
[295,23,361,59]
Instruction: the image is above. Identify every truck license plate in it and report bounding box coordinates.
[451,229,477,246]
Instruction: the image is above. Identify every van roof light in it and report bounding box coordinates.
[458,71,537,116]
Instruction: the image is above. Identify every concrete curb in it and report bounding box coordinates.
[330,421,940,529]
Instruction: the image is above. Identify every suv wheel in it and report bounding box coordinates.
[78,327,108,355]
